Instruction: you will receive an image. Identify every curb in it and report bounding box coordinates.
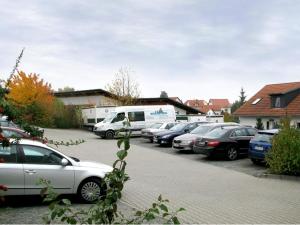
[254,172,300,181]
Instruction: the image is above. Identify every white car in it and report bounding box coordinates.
[141,122,177,142]
[0,139,112,203]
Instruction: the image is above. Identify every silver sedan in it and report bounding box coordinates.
[0,139,112,203]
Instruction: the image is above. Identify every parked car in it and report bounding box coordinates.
[173,122,239,151]
[141,122,177,142]
[248,129,279,165]
[1,127,31,138]
[193,126,257,160]
[0,118,19,128]
[153,122,205,146]
[0,139,112,203]
[0,127,46,143]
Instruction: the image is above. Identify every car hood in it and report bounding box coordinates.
[156,130,181,137]
[142,128,166,133]
[76,161,113,173]
[174,133,198,141]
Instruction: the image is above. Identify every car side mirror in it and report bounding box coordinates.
[184,129,189,133]
[61,158,69,166]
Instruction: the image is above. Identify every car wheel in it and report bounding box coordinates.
[105,130,115,139]
[226,145,238,161]
[78,178,104,203]
[251,158,263,165]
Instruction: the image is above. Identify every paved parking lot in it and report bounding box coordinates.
[1,129,300,224]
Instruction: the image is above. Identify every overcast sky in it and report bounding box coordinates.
[1,0,300,103]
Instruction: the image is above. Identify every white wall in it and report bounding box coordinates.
[58,95,116,106]
[174,106,187,115]
[239,116,300,129]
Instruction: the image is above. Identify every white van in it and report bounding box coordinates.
[94,105,176,138]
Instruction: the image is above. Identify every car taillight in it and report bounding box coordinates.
[207,141,220,147]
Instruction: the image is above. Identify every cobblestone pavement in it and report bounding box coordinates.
[1,129,300,224]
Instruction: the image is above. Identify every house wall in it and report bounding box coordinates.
[57,95,116,107]
[239,116,300,129]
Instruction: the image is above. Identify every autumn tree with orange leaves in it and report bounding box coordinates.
[6,71,54,126]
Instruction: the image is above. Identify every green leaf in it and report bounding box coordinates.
[172,216,180,224]
[178,207,185,212]
[159,204,168,212]
[135,211,142,216]
[117,150,127,160]
[62,198,71,205]
[124,139,130,151]
[117,139,124,148]
[158,194,162,201]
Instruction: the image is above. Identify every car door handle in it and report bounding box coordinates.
[25,169,36,174]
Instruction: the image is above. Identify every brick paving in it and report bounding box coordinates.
[1,129,300,223]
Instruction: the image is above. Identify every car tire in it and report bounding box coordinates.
[105,130,115,139]
[226,145,238,161]
[77,178,105,203]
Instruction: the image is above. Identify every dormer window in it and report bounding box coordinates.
[274,96,281,108]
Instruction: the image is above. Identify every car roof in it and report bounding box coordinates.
[258,129,279,134]
[10,139,48,148]
[0,126,25,132]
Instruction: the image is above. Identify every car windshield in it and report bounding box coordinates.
[190,126,212,135]
[252,133,274,143]
[150,123,163,129]
[169,123,187,131]
[102,112,117,123]
[205,127,230,138]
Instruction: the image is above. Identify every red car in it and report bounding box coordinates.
[0,127,45,142]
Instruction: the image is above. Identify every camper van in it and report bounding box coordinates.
[94,105,176,138]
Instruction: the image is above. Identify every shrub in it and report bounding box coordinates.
[266,127,300,175]
[53,99,82,129]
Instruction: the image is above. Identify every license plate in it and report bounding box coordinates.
[173,143,180,147]
[254,146,264,151]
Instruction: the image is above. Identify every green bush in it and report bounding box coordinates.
[266,127,300,176]
[53,99,82,129]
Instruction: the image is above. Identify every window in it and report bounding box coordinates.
[1,130,23,138]
[112,112,125,123]
[246,128,257,136]
[187,123,198,132]
[274,97,281,108]
[252,98,262,105]
[297,123,300,129]
[23,145,63,165]
[0,145,17,163]
[128,111,145,122]
[231,129,248,137]
[165,123,175,129]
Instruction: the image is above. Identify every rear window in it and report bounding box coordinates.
[150,123,163,129]
[190,126,212,135]
[205,127,230,138]
[252,133,274,143]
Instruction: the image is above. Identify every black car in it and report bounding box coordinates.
[193,126,257,160]
[153,122,204,146]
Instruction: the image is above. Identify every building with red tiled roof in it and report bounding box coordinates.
[208,99,230,108]
[185,99,231,116]
[185,99,207,107]
[234,82,300,129]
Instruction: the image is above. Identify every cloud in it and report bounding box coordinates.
[1,0,300,103]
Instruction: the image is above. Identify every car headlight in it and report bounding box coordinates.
[162,134,172,139]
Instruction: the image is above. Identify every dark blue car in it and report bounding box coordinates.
[153,122,204,146]
[248,129,279,165]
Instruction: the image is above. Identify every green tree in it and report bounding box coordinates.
[160,91,168,98]
[231,88,247,113]
[58,86,75,92]
[255,118,264,130]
